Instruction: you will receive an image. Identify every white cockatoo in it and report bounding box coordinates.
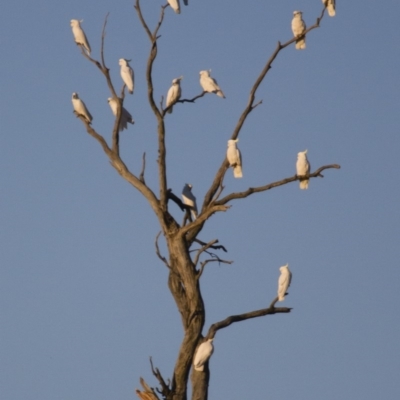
[182,184,198,221]
[199,70,225,98]
[226,139,243,178]
[119,59,134,94]
[72,92,92,123]
[291,11,306,50]
[322,0,336,17]
[277,264,292,302]
[70,19,91,55]
[107,98,134,131]
[166,77,183,113]
[168,0,181,14]
[296,149,311,189]
[193,339,214,372]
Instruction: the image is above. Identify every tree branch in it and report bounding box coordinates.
[134,0,168,211]
[215,164,341,205]
[179,204,230,237]
[192,239,218,267]
[202,7,328,210]
[167,189,188,213]
[193,238,227,253]
[206,298,292,338]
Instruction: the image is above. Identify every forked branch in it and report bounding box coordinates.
[203,7,328,209]
[149,357,171,398]
[197,258,233,279]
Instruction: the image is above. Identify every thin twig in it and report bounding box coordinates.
[155,232,170,269]
[197,258,233,279]
[193,238,227,253]
[134,0,168,209]
[192,239,218,267]
[100,13,109,70]
[149,357,171,397]
[176,92,207,104]
[139,152,146,184]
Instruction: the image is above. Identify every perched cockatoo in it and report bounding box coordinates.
[296,149,311,189]
[322,0,336,17]
[107,98,135,131]
[226,139,243,178]
[70,19,91,55]
[119,59,134,94]
[182,184,198,221]
[193,339,214,372]
[291,11,306,50]
[277,264,292,302]
[168,0,181,14]
[72,92,92,123]
[166,77,183,114]
[199,70,225,98]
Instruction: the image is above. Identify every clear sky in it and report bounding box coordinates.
[1,1,400,399]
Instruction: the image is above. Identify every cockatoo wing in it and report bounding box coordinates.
[193,340,214,372]
[168,0,181,14]
[278,265,292,301]
[227,140,242,178]
[322,0,336,17]
[166,82,181,113]
[108,98,134,131]
[182,185,198,220]
[210,77,225,98]
[233,148,243,178]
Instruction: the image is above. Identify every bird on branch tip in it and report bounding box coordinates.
[277,264,292,302]
[70,19,91,55]
[199,70,225,98]
[166,77,183,113]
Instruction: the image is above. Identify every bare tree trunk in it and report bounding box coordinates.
[191,365,210,400]
[165,234,206,400]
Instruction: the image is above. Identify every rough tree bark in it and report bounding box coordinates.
[71,2,339,399]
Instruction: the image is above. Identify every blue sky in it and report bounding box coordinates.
[1,1,400,399]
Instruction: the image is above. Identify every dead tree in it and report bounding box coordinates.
[71,2,340,399]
